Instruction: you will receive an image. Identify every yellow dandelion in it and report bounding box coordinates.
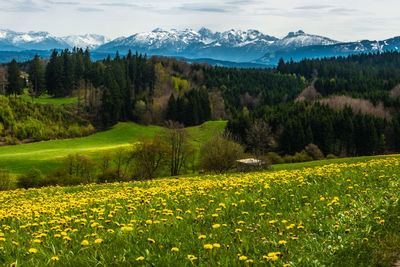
[29,248,38,254]
[94,238,104,244]
[171,247,179,252]
[204,244,213,250]
[212,224,220,229]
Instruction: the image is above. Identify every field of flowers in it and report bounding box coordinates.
[0,157,399,266]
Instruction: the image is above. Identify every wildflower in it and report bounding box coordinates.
[212,224,220,229]
[188,255,198,260]
[239,256,248,261]
[235,229,242,233]
[81,240,89,246]
[213,243,221,248]
[94,238,104,244]
[136,256,144,261]
[29,248,38,254]
[278,240,287,245]
[171,247,179,252]
[147,238,156,243]
[198,235,206,239]
[51,256,59,261]
[204,244,213,250]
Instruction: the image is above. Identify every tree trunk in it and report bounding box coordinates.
[77,80,81,115]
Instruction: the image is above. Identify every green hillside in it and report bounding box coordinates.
[0,121,227,175]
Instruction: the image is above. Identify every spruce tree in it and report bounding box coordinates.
[6,59,23,96]
[28,55,45,97]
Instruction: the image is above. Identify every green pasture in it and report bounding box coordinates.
[0,121,227,175]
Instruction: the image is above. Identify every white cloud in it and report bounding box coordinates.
[0,0,399,41]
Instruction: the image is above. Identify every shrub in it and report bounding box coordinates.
[17,168,44,189]
[62,154,96,184]
[199,133,245,174]
[293,151,313,163]
[131,136,168,179]
[326,154,338,159]
[266,152,284,164]
[97,168,120,183]
[283,155,294,163]
[305,143,325,160]
[0,168,12,191]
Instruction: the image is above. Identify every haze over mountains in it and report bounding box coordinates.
[0,28,399,66]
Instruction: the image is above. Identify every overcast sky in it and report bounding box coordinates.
[1,0,399,41]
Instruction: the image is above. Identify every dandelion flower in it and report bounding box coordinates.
[28,248,38,254]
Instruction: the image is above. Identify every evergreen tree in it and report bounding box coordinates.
[166,94,177,121]
[28,55,45,97]
[6,59,23,96]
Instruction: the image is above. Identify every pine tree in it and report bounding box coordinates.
[28,55,45,98]
[166,94,177,121]
[6,59,23,96]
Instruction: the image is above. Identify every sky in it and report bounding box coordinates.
[0,0,399,41]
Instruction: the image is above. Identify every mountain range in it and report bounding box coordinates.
[0,28,399,66]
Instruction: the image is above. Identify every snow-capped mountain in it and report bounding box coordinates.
[61,34,111,50]
[0,29,109,51]
[0,29,69,51]
[96,28,279,62]
[257,36,400,65]
[271,30,338,50]
[1,27,400,66]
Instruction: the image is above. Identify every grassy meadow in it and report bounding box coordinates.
[0,156,398,266]
[21,89,78,105]
[0,121,226,175]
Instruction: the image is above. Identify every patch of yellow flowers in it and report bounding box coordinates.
[0,157,398,265]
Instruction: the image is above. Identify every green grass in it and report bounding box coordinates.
[0,156,398,266]
[21,89,78,105]
[0,121,227,175]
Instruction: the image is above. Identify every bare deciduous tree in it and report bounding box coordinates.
[162,120,194,176]
[245,120,276,157]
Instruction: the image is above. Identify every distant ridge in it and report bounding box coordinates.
[0,28,399,66]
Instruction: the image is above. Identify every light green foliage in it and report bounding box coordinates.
[0,95,94,144]
[171,76,190,93]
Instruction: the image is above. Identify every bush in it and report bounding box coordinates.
[131,136,168,179]
[97,168,120,183]
[305,143,324,160]
[326,154,338,159]
[0,168,12,191]
[62,154,96,184]
[293,151,313,163]
[17,168,44,189]
[199,133,245,174]
[266,152,284,164]
[283,155,294,163]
